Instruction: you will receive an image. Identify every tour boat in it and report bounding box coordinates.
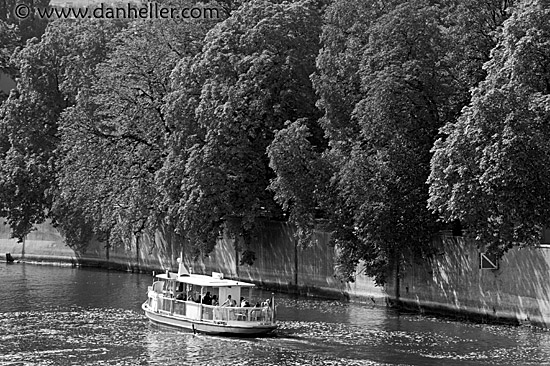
[142,259,277,337]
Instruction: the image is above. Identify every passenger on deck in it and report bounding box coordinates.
[212,295,219,306]
[241,297,250,307]
[193,292,201,303]
[261,299,272,319]
[221,295,237,307]
[202,291,212,305]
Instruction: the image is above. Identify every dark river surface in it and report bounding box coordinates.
[2,263,550,365]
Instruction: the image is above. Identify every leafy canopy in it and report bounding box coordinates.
[429,0,550,255]
[0,20,123,241]
[163,0,323,255]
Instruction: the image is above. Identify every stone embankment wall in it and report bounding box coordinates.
[0,219,385,302]
[0,221,77,264]
[387,234,550,327]
[5,220,550,327]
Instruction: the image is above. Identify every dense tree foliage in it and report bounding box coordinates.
[429,0,550,255]
[335,1,453,282]
[0,20,123,241]
[56,17,216,248]
[162,0,323,256]
[0,0,50,104]
[0,21,17,69]
[270,0,515,284]
[312,0,401,147]
[1,0,49,62]
[0,21,18,103]
[268,119,329,246]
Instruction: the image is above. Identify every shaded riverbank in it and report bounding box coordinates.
[386,235,550,328]
[5,219,550,329]
[0,219,386,303]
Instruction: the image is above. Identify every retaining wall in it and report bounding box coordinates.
[8,220,550,326]
[387,235,550,327]
[0,219,385,302]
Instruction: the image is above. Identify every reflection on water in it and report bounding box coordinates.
[1,263,550,365]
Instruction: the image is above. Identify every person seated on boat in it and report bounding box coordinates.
[241,297,251,307]
[176,292,186,301]
[202,291,212,305]
[192,292,202,303]
[212,295,219,306]
[221,295,237,307]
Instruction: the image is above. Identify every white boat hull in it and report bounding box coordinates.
[142,302,276,337]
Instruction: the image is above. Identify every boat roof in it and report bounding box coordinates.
[155,272,255,288]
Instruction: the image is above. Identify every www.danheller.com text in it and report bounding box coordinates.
[12,2,222,20]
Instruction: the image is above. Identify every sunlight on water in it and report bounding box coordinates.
[2,263,550,365]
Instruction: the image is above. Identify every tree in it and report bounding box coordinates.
[312,0,403,150]
[267,119,330,246]
[0,20,18,68]
[0,20,18,103]
[163,0,323,256]
[56,17,213,249]
[1,0,51,103]
[271,0,514,284]
[441,0,515,117]
[0,20,123,241]
[0,0,49,44]
[327,1,455,284]
[429,0,550,255]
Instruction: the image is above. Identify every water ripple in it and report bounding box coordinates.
[3,265,550,365]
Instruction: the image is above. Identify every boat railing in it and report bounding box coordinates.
[151,294,275,324]
[208,305,274,323]
[173,299,186,315]
[156,295,174,313]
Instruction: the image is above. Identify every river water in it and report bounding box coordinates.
[1,264,550,365]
